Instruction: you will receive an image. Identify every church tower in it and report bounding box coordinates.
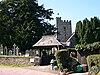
[56,17,72,42]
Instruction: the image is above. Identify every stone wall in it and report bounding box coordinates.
[0,56,32,65]
[77,50,100,64]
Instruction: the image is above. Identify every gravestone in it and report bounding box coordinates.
[0,44,3,55]
[16,46,19,56]
[4,46,7,55]
[13,43,16,55]
[29,49,34,56]
[19,52,22,56]
[9,50,13,55]
[25,50,29,57]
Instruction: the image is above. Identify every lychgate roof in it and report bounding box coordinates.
[33,35,62,47]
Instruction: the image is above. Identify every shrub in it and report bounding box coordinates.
[87,54,100,74]
[55,50,69,68]
[55,49,79,71]
[75,42,100,51]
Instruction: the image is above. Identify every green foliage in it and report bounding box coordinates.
[75,17,100,45]
[87,54,100,74]
[55,49,79,70]
[87,54,100,69]
[55,50,69,67]
[0,0,56,52]
[0,64,31,67]
[75,42,100,50]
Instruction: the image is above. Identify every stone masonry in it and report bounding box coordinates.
[56,17,72,42]
[0,56,31,65]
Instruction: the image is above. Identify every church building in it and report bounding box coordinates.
[56,17,74,47]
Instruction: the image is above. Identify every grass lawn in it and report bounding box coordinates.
[0,64,32,67]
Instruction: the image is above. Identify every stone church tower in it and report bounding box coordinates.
[56,17,72,42]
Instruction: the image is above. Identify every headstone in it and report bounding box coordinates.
[19,52,21,56]
[25,50,29,57]
[0,44,3,55]
[9,50,13,55]
[4,46,7,55]
[16,46,19,56]
[13,43,16,55]
[29,49,34,56]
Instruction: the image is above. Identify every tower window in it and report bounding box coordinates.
[64,26,66,30]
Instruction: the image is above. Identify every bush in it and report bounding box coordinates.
[55,50,69,68]
[75,42,100,51]
[55,49,79,71]
[87,54,100,74]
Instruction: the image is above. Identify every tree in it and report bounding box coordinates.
[75,17,100,45]
[75,21,83,44]
[0,0,56,52]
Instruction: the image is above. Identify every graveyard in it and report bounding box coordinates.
[0,42,100,75]
[0,0,100,75]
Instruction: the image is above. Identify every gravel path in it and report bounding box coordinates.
[0,66,56,75]
[0,66,88,75]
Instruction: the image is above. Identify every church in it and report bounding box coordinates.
[33,17,75,49]
[33,17,75,65]
[56,17,75,48]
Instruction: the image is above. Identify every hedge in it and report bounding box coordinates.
[75,42,100,51]
[87,54,100,74]
[55,49,79,71]
[87,54,100,69]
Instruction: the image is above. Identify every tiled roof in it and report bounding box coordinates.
[33,35,62,47]
[66,32,75,42]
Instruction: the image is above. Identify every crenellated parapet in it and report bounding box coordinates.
[56,17,72,42]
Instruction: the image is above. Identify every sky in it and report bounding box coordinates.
[38,0,100,32]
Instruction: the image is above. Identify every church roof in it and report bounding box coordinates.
[33,35,62,47]
[66,32,75,42]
